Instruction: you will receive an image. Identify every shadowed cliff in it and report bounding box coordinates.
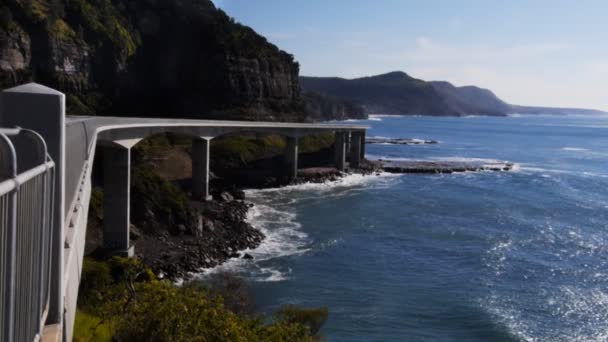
[0,0,307,121]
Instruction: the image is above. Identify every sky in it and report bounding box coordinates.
[212,0,608,110]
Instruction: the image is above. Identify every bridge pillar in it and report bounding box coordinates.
[359,130,366,159]
[284,136,299,181]
[345,132,351,157]
[334,132,347,171]
[351,131,364,168]
[102,140,139,257]
[192,137,212,201]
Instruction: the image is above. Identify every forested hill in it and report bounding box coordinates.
[301,72,606,117]
[300,72,462,116]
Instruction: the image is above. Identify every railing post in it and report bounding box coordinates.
[0,84,65,327]
[0,134,17,342]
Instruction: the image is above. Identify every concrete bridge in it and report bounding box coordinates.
[0,83,368,341]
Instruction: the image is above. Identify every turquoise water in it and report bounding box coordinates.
[203,115,608,341]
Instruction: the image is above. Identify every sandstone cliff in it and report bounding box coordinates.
[0,0,304,121]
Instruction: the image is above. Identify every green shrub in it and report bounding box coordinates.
[67,0,140,56]
[211,134,286,167]
[275,305,329,337]
[73,310,112,342]
[132,134,172,159]
[15,0,49,22]
[88,187,103,220]
[76,258,326,341]
[299,133,335,153]
[79,258,113,304]
[130,166,190,230]
[49,18,76,40]
[79,257,155,308]
[107,256,155,284]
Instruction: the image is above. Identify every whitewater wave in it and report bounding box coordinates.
[247,172,400,194]
[562,147,590,152]
[195,172,399,282]
[368,114,409,118]
[194,200,306,282]
[517,165,608,179]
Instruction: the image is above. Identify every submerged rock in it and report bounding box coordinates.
[366,138,438,145]
[381,160,514,173]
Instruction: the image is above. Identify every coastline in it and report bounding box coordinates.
[133,153,516,281]
[135,160,383,281]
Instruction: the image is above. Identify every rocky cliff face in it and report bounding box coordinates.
[0,0,304,121]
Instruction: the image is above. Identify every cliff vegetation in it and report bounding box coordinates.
[74,257,328,342]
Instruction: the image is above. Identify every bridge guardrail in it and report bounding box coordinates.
[0,128,55,342]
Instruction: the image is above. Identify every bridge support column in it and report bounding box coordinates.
[334,132,347,171]
[192,137,212,201]
[284,137,298,181]
[359,130,366,159]
[103,140,139,257]
[351,131,364,168]
[345,132,351,157]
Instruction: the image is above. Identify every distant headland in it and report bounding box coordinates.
[301,71,607,118]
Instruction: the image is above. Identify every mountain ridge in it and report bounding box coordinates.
[301,72,605,117]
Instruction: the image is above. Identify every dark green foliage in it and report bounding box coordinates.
[66,0,140,56]
[131,134,172,161]
[211,134,286,167]
[79,258,113,306]
[298,133,335,154]
[79,257,155,308]
[275,305,329,337]
[130,166,190,231]
[73,310,112,342]
[88,187,103,220]
[0,6,14,28]
[76,257,327,342]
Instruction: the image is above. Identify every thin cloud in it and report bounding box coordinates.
[402,37,571,63]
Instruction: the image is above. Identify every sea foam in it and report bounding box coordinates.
[195,172,400,282]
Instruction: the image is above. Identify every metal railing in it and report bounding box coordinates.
[0,128,55,342]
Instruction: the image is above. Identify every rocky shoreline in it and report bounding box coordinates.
[134,197,264,280]
[133,160,383,280]
[129,156,511,280]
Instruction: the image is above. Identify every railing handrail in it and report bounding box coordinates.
[0,161,56,196]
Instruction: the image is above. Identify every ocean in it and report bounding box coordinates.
[200,114,608,341]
